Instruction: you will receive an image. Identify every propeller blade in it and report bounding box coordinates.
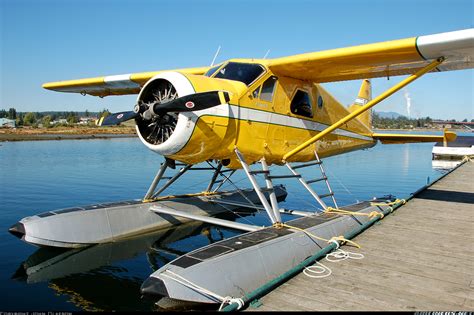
[153,91,230,115]
[99,91,230,125]
[97,111,138,126]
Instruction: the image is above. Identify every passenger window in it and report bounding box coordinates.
[317,96,323,109]
[252,86,261,98]
[290,90,313,118]
[260,76,277,102]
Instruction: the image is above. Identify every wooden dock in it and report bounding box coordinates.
[248,161,473,311]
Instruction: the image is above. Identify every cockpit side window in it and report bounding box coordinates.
[290,90,313,118]
[213,62,265,85]
[260,76,277,102]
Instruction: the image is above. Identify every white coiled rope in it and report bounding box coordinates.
[304,241,364,279]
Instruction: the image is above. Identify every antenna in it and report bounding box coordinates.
[263,49,271,59]
[210,46,221,66]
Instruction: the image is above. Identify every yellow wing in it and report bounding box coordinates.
[267,29,473,83]
[43,66,209,97]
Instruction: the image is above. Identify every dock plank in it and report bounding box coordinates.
[246,161,474,311]
[281,270,457,310]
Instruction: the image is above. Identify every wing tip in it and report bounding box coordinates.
[42,82,56,90]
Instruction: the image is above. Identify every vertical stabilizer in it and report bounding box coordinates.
[348,79,372,129]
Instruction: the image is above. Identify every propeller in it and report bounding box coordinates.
[96,90,230,126]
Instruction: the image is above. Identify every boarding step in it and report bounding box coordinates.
[282,151,339,210]
[249,170,270,175]
[292,160,322,169]
[268,174,302,179]
[306,177,327,184]
[319,192,334,199]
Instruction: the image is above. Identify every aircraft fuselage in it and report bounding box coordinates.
[136,60,376,168]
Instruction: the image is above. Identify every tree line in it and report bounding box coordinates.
[0,108,111,127]
[372,113,473,129]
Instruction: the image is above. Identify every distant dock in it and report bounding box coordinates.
[246,160,473,311]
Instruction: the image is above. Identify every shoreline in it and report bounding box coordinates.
[0,133,137,142]
[0,126,137,142]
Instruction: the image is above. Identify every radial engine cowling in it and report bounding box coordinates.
[134,72,234,164]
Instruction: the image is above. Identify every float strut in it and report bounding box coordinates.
[235,149,279,224]
[151,164,193,199]
[144,161,169,200]
[206,163,223,192]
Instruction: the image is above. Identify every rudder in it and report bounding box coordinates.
[348,79,372,129]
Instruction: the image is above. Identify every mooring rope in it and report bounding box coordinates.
[161,270,245,311]
[303,261,332,278]
[273,199,405,280]
[273,222,362,279]
[273,223,361,248]
[300,200,404,279]
[322,198,406,218]
[303,247,365,279]
[325,206,384,219]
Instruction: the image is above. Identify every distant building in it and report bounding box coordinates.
[0,118,16,128]
[51,119,68,125]
[78,117,97,125]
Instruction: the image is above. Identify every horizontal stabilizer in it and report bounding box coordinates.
[372,130,456,144]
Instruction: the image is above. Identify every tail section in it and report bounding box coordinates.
[348,79,372,129]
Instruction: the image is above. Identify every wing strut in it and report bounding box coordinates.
[282,57,445,162]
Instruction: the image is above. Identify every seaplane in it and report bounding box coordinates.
[9,28,473,309]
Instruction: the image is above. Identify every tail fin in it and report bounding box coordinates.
[348,79,372,129]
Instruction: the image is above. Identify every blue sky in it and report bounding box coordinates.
[1,0,473,120]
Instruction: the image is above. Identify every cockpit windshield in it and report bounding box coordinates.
[213,62,265,85]
[204,64,221,77]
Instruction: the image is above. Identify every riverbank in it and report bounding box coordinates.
[0,126,136,142]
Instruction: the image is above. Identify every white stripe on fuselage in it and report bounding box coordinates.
[198,104,373,142]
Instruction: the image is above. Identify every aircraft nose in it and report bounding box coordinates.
[9,222,25,239]
[141,275,169,297]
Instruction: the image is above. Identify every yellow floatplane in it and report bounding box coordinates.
[11,28,473,307]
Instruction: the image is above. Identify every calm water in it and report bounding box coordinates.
[0,133,469,311]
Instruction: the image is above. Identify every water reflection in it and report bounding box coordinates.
[12,211,250,311]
